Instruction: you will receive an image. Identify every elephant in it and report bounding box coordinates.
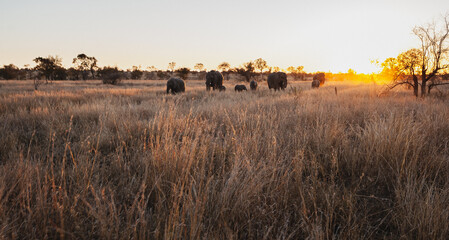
[234,85,247,92]
[312,79,320,88]
[267,72,287,91]
[250,80,258,90]
[205,70,224,91]
[166,77,185,94]
[219,85,226,91]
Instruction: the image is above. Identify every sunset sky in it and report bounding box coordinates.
[1,0,448,73]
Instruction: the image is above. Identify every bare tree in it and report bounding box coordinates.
[413,15,449,97]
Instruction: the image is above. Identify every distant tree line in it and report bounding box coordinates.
[0,55,312,82]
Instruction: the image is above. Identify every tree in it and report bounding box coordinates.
[254,58,268,74]
[176,67,190,79]
[131,66,143,80]
[383,49,422,97]
[270,66,281,73]
[98,66,122,85]
[168,62,176,72]
[72,53,98,80]
[33,56,63,82]
[23,64,33,80]
[287,65,305,80]
[67,67,80,80]
[413,15,449,97]
[147,66,156,72]
[218,62,231,80]
[194,63,204,72]
[383,16,449,97]
[0,64,20,80]
[156,71,169,80]
[234,61,255,82]
[53,66,67,80]
[218,62,230,72]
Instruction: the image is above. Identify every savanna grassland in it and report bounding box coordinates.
[1,79,449,239]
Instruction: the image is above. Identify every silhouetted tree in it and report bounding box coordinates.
[99,66,122,85]
[23,64,33,80]
[383,15,449,97]
[383,49,422,97]
[67,67,80,80]
[155,71,169,80]
[73,53,98,80]
[54,67,67,80]
[176,67,190,80]
[33,56,63,82]
[0,64,20,80]
[131,66,143,80]
[234,61,255,82]
[414,15,449,97]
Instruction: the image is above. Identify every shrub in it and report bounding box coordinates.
[313,72,326,86]
[99,67,122,85]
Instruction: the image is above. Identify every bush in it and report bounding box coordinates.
[99,67,122,85]
[0,64,20,80]
[313,72,326,86]
[102,73,122,85]
[176,67,190,80]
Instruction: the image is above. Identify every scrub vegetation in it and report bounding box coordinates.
[0,80,449,239]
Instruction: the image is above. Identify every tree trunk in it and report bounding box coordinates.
[421,80,427,97]
[421,72,427,97]
[413,75,419,97]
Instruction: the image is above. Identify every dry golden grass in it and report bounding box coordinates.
[0,79,449,239]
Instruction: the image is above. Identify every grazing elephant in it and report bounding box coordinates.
[267,72,287,91]
[250,80,258,90]
[166,77,185,94]
[219,85,226,91]
[206,70,224,91]
[234,85,247,92]
[312,79,320,88]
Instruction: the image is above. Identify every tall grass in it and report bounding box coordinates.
[0,80,449,239]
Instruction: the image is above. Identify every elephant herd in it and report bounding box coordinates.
[166,71,323,94]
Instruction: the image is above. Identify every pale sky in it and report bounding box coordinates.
[1,0,448,73]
